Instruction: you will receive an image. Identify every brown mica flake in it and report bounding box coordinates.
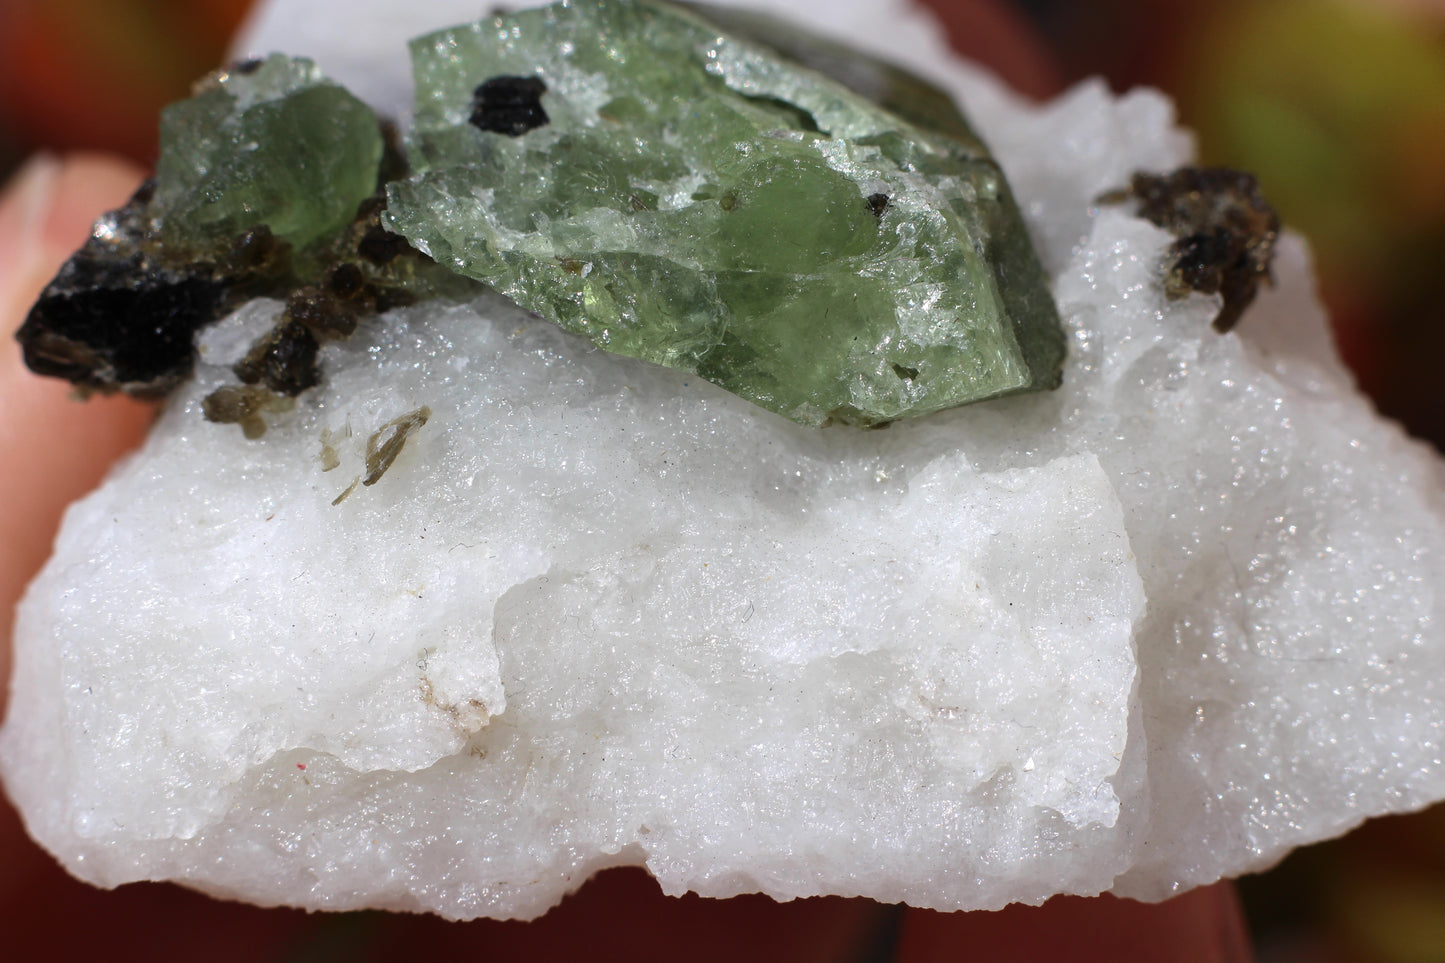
[331,476,361,506]
[233,320,322,396]
[200,384,294,439]
[198,188,472,439]
[319,425,350,472]
[224,191,431,400]
[328,408,429,505]
[357,224,415,265]
[1104,167,1281,333]
[363,407,432,487]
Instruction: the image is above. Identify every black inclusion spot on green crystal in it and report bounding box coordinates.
[867,193,891,218]
[891,362,918,381]
[469,76,550,136]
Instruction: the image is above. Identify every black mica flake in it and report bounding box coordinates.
[1105,167,1281,333]
[469,75,550,136]
[15,182,249,398]
[19,273,228,398]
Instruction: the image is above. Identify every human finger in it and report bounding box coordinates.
[0,153,155,716]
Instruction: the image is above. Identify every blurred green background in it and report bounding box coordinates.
[0,0,1442,960]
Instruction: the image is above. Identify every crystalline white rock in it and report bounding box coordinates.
[4,0,1445,921]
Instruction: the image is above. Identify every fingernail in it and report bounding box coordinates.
[0,154,61,296]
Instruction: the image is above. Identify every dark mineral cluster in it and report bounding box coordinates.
[18,178,239,399]
[1105,167,1281,333]
[16,53,477,435]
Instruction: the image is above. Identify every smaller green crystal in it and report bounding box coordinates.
[386,0,1064,426]
[155,54,384,251]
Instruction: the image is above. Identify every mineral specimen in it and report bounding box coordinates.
[385,0,1064,426]
[3,0,1445,927]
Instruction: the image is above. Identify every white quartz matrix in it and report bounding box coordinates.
[4,0,1445,921]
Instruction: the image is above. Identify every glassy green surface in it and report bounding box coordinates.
[386,0,1063,426]
[156,54,384,251]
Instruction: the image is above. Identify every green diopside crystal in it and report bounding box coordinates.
[156,54,384,251]
[385,0,1063,426]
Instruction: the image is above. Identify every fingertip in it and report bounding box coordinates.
[0,151,148,334]
[0,153,156,714]
[0,154,61,321]
[39,152,150,255]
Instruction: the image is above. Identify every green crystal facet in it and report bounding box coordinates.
[156,54,384,251]
[385,0,1064,426]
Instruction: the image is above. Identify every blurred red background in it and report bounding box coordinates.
[0,1,1442,960]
